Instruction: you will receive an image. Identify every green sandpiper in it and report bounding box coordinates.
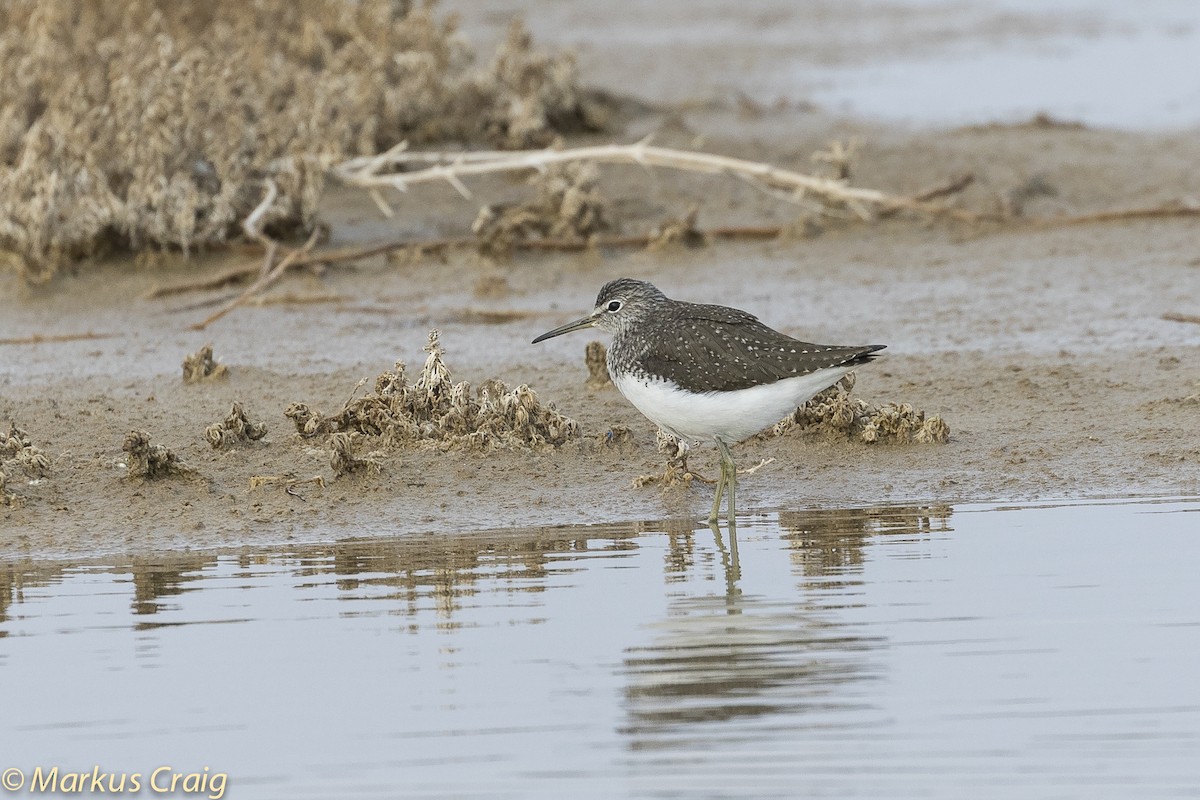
[533,278,885,522]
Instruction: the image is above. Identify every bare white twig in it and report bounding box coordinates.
[368,188,394,218]
[242,179,279,242]
[332,142,980,221]
[738,457,775,476]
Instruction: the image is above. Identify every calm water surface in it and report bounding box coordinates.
[2,499,1199,798]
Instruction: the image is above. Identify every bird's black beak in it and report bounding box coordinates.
[532,315,596,344]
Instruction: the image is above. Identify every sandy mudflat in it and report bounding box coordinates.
[3,4,1200,560]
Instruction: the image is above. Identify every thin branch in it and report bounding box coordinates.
[0,331,117,346]
[144,262,260,298]
[190,228,321,330]
[1163,311,1200,325]
[913,172,976,202]
[879,172,976,218]
[1029,205,1200,228]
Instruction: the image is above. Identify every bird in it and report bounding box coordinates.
[532,278,885,523]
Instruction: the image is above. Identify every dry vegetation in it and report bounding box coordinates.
[0,0,600,282]
[328,432,385,477]
[122,430,190,479]
[767,375,950,444]
[471,162,609,258]
[1,423,51,505]
[205,402,268,449]
[3,423,51,478]
[286,330,579,474]
[0,469,17,508]
[182,345,228,383]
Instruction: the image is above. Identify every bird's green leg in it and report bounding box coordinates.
[708,457,727,523]
[715,434,734,522]
[700,438,729,525]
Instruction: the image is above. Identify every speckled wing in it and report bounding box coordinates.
[635,302,885,393]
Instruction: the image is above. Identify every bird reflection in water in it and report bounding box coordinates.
[620,505,951,749]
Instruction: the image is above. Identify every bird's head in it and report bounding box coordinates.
[532,278,667,342]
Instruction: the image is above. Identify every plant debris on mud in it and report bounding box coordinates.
[182,345,228,383]
[328,432,385,477]
[768,375,951,444]
[3,422,52,506]
[3,422,51,480]
[0,1,600,282]
[471,162,609,258]
[206,402,268,449]
[122,430,190,479]
[632,431,709,489]
[286,330,579,460]
[0,468,19,508]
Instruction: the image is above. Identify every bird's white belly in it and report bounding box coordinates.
[613,368,855,443]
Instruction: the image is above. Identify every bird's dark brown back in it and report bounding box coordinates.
[632,302,885,393]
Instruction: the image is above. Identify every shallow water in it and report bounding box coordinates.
[798,0,1200,129]
[2,499,1199,798]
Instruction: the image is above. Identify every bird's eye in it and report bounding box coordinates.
[607,300,622,312]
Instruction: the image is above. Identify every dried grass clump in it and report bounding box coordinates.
[0,469,22,508]
[768,376,951,444]
[0,2,599,282]
[1,424,31,459]
[861,403,951,444]
[781,378,872,435]
[122,430,190,478]
[182,345,228,383]
[287,329,579,452]
[471,162,609,258]
[283,403,335,439]
[2,423,51,479]
[205,402,268,449]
